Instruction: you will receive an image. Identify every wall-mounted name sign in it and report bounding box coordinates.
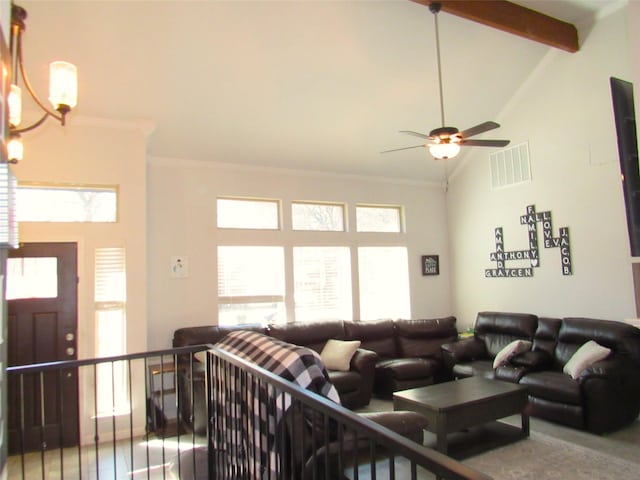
[485,204,572,278]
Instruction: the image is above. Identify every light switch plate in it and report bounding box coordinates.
[171,256,189,278]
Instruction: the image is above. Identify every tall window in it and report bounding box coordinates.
[17,184,118,222]
[358,246,410,320]
[95,247,128,415]
[218,246,285,325]
[293,247,352,322]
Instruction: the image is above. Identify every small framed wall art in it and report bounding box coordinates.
[422,255,439,276]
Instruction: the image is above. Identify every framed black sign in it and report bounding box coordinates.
[422,255,439,276]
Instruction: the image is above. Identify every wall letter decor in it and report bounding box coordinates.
[485,204,572,278]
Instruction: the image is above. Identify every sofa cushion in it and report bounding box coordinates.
[268,320,345,352]
[556,318,640,366]
[563,340,611,379]
[475,312,538,358]
[320,339,361,372]
[375,358,440,381]
[173,323,266,347]
[532,317,562,359]
[394,317,458,359]
[343,319,397,358]
[520,370,582,405]
[510,349,553,369]
[493,340,532,368]
[452,360,495,379]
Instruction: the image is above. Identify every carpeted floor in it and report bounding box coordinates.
[356,397,640,479]
[463,431,639,480]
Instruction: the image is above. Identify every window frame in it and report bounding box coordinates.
[355,204,404,233]
[17,181,119,223]
[216,196,281,230]
[291,200,347,232]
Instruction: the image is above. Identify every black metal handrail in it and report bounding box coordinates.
[205,346,492,480]
[7,344,212,480]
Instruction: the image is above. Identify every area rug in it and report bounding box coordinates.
[463,432,639,480]
[349,431,638,480]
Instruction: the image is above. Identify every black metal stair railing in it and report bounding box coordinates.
[6,345,210,480]
[205,347,492,480]
[6,344,493,480]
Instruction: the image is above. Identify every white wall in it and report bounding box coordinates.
[447,5,636,329]
[147,159,451,349]
[14,117,148,442]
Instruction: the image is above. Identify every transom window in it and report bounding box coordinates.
[217,197,280,230]
[16,183,118,222]
[291,202,345,231]
[356,205,403,233]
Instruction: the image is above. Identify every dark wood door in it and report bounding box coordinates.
[6,242,79,453]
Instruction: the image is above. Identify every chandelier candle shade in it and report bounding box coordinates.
[6,4,78,163]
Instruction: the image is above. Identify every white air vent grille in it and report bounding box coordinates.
[490,142,531,189]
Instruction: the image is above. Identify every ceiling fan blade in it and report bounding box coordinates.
[459,121,500,139]
[380,144,425,153]
[462,139,511,147]
[399,130,431,139]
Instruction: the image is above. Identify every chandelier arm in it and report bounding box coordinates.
[15,30,65,124]
[10,112,50,134]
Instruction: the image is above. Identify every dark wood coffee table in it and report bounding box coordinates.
[393,376,529,455]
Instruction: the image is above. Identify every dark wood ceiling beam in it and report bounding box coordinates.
[410,0,579,53]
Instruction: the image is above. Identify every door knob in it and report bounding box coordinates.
[65,333,75,342]
[66,347,75,356]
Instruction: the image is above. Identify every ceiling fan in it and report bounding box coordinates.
[382,2,510,160]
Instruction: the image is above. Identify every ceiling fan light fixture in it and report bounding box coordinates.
[429,142,460,160]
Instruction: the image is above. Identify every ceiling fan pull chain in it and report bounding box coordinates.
[432,4,446,128]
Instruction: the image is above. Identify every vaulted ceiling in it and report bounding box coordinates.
[17,0,617,183]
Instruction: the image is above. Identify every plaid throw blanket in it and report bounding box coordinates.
[212,330,340,479]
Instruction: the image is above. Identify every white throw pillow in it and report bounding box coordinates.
[194,350,208,364]
[320,339,361,372]
[563,340,611,380]
[492,340,532,368]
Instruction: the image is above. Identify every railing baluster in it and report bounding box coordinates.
[38,371,45,480]
[93,363,100,480]
[127,359,134,479]
[143,356,151,480]
[19,373,26,480]
[57,368,64,479]
[172,353,180,479]
[110,360,117,478]
[159,353,167,480]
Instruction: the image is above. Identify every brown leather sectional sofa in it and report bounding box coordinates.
[441,311,640,433]
[172,316,457,432]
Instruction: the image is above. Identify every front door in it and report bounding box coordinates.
[6,242,79,453]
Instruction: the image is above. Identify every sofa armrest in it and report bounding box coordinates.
[510,350,553,371]
[441,337,486,378]
[349,348,378,407]
[441,337,487,363]
[579,356,640,433]
[350,348,378,373]
[579,356,640,383]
